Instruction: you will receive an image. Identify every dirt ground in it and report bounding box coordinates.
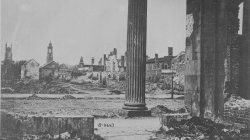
[1,98,184,118]
[1,79,188,139]
[95,117,162,140]
[1,94,184,140]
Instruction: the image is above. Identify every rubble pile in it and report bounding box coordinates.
[61,95,76,99]
[1,80,85,94]
[151,105,187,116]
[109,89,124,95]
[146,83,183,95]
[39,81,80,94]
[225,96,250,110]
[224,96,250,126]
[151,105,175,115]
[11,80,43,93]
[158,116,250,140]
[40,86,72,94]
[149,75,184,92]
[1,87,14,93]
[26,94,44,100]
[146,83,158,93]
[106,80,126,92]
[2,133,102,140]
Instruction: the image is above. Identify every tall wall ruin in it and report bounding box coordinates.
[185,0,248,119]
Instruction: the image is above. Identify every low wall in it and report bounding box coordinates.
[1,111,94,139]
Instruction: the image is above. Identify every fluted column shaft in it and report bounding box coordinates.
[123,0,147,110]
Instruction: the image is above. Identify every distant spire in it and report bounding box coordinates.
[49,40,52,46]
[79,56,84,67]
[5,42,7,48]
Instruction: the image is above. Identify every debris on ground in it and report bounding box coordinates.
[40,81,79,94]
[151,105,175,116]
[2,132,104,140]
[225,96,250,110]
[157,116,250,140]
[175,108,187,113]
[106,79,126,92]
[145,83,183,95]
[26,94,44,100]
[109,90,124,95]
[61,95,76,99]
[1,87,14,93]
[11,80,43,93]
[151,105,188,117]
[1,79,86,94]
[149,87,170,94]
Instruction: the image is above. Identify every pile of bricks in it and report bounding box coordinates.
[223,106,250,127]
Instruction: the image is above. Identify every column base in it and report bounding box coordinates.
[123,103,148,110]
[120,109,151,118]
[122,103,151,117]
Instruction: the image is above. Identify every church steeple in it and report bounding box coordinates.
[47,41,53,63]
[5,42,12,62]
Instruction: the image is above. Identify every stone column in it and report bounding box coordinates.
[123,0,150,116]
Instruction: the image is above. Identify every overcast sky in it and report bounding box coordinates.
[1,0,186,65]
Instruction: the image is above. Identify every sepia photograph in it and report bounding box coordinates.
[1,0,250,139]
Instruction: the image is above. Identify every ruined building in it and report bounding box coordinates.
[104,48,126,73]
[58,63,72,79]
[47,41,53,63]
[146,47,175,80]
[2,43,14,80]
[21,59,40,80]
[76,56,104,73]
[185,0,250,119]
[39,61,59,80]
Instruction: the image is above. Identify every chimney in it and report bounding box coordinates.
[103,54,106,65]
[91,57,94,65]
[113,48,117,56]
[124,51,127,67]
[168,47,173,56]
[155,53,158,62]
[155,53,158,59]
[121,55,125,67]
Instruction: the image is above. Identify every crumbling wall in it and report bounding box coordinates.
[21,64,39,80]
[185,0,237,119]
[239,0,250,99]
[185,0,202,116]
[227,0,240,97]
